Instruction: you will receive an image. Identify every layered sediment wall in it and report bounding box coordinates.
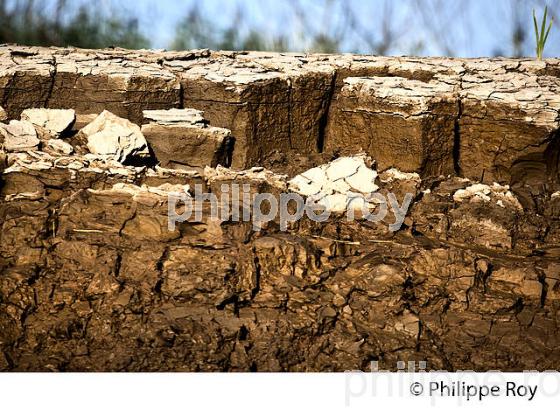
[1,46,560,371]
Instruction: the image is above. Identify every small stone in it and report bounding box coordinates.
[301,166,327,184]
[333,294,346,307]
[380,168,421,183]
[395,310,420,337]
[143,108,206,125]
[80,110,149,163]
[46,139,74,155]
[475,258,491,274]
[453,183,492,202]
[319,193,348,213]
[288,174,322,196]
[0,120,40,152]
[497,191,523,210]
[345,165,378,193]
[346,194,367,211]
[325,156,362,180]
[21,108,76,136]
[0,106,7,122]
[324,178,351,193]
[289,156,377,212]
[320,306,337,319]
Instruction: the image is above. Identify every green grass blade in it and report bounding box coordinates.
[541,6,549,43]
[533,7,553,60]
[544,18,554,46]
[534,9,540,46]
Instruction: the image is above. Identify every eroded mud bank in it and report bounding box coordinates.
[1,46,560,371]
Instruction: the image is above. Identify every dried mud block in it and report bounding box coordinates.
[0,49,55,119]
[21,108,75,137]
[459,73,560,187]
[0,120,40,152]
[173,54,335,169]
[45,139,74,155]
[78,110,150,163]
[176,60,291,169]
[326,76,458,177]
[48,52,181,124]
[236,52,337,153]
[142,108,232,171]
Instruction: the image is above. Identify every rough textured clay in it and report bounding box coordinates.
[1,46,560,372]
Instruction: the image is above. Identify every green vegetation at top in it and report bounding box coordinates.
[0,0,559,58]
[0,0,148,49]
[533,6,554,60]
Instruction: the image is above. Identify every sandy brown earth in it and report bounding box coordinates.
[1,46,560,371]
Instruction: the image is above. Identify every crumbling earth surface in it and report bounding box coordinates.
[1,46,560,371]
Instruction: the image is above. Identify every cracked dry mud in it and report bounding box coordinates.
[1,45,560,371]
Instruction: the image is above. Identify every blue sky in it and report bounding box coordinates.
[40,0,560,57]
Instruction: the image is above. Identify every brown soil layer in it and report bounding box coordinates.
[1,46,560,371]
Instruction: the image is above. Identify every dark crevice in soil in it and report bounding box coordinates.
[537,269,549,308]
[44,56,57,108]
[113,252,122,278]
[317,71,338,153]
[453,98,463,176]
